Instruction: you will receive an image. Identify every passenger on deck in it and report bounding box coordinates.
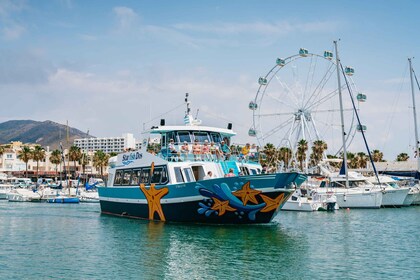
[203,171,213,180]
[224,168,235,177]
[249,144,258,160]
[202,140,211,160]
[192,139,201,160]
[220,140,231,160]
[168,139,180,161]
[180,141,190,161]
[241,143,251,161]
[209,141,220,161]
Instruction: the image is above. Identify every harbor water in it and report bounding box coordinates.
[0,201,418,279]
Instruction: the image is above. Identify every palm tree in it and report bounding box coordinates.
[32,145,46,180]
[310,140,328,166]
[68,145,82,178]
[278,146,292,169]
[355,152,369,168]
[346,152,358,169]
[262,143,277,170]
[92,150,110,179]
[396,153,409,162]
[79,152,90,182]
[17,146,32,177]
[296,139,308,171]
[49,149,62,177]
[371,149,384,162]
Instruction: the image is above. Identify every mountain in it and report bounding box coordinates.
[0,120,93,150]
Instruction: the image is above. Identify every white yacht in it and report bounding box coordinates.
[281,186,338,211]
[366,176,409,207]
[7,188,41,202]
[315,164,383,209]
[0,183,13,199]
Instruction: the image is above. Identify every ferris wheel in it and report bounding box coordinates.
[249,48,366,167]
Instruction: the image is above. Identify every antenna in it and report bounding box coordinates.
[195,109,199,119]
[185,93,191,115]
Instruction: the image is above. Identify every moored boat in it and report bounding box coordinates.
[7,188,41,202]
[98,95,307,224]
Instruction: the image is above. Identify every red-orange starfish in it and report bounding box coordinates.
[233,181,262,205]
[260,193,286,213]
[211,197,236,216]
[140,183,169,221]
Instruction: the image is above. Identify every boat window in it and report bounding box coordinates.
[166,132,177,143]
[151,166,169,184]
[239,166,250,176]
[192,132,209,143]
[140,168,151,184]
[183,168,195,182]
[210,132,221,143]
[174,167,184,183]
[177,131,191,143]
[249,168,258,175]
[131,169,142,185]
[122,169,132,185]
[114,170,123,186]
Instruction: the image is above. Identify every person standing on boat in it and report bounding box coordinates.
[209,141,220,161]
[180,141,190,161]
[241,143,251,162]
[192,139,201,160]
[220,140,231,160]
[203,171,213,180]
[202,140,211,161]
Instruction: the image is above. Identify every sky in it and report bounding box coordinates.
[0,0,419,161]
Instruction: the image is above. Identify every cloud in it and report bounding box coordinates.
[112,6,139,32]
[173,20,339,35]
[0,49,53,84]
[2,23,25,40]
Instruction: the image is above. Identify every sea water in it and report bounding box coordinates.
[0,201,418,279]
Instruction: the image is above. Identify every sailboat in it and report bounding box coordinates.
[313,41,383,209]
[407,58,420,205]
[47,124,80,204]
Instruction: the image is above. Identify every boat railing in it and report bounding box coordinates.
[157,146,260,164]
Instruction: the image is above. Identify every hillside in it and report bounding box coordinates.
[0,120,93,150]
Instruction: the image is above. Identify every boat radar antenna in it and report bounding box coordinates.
[185,93,191,116]
[184,93,202,126]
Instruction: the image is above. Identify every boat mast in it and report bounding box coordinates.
[409,58,420,171]
[334,40,349,187]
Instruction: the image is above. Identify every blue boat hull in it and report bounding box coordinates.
[47,197,80,204]
[98,173,306,224]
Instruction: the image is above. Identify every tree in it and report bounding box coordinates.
[396,153,409,162]
[371,149,384,162]
[93,150,110,179]
[79,152,90,181]
[278,146,292,169]
[32,145,46,180]
[296,139,308,171]
[68,145,82,178]
[355,152,369,168]
[261,143,277,171]
[310,140,328,166]
[17,146,32,178]
[49,149,62,177]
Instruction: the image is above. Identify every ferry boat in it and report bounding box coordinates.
[98,95,307,224]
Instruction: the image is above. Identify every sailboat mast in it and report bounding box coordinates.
[409,58,420,171]
[334,40,349,187]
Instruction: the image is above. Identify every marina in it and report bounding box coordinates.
[0,200,418,279]
[0,1,419,279]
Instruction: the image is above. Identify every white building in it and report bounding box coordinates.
[74,133,136,153]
